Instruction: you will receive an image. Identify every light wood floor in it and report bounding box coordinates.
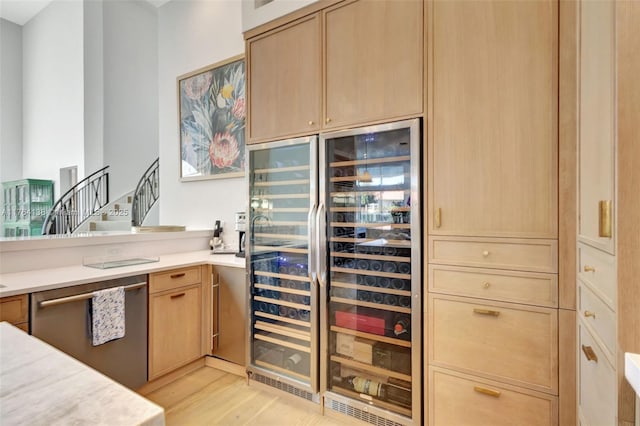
[144,367,362,425]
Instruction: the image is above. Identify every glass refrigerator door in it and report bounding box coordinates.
[248,137,317,391]
[321,120,420,421]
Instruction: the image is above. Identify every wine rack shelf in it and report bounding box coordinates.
[254,283,310,297]
[329,155,411,168]
[330,252,411,262]
[254,179,310,187]
[254,333,310,353]
[330,355,412,383]
[254,271,310,282]
[255,360,310,382]
[253,246,309,254]
[254,208,309,213]
[331,326,411,348]
[254,296,309,312]
[330,222,411,230]
[332,267,410,280]
[255,321,311,342]
[330,237,412,247]
[331,281,411,297]
[255,233,308,240]
[255,311,311,328]
[331,297,411,314]
[254,165,310,173]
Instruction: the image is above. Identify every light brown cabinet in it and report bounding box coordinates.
[148,267,204,380]
[211,265,246,366]
[0,294,29,332]
[428,0,558,239]
[247,13,322,142]
[246,0,423,143]
[425,0,561,423]
[323,0,423,129]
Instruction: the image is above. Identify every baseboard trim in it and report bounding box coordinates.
[136,357,205,395]
[204,356,246,377]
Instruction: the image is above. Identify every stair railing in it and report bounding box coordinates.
[42,166,110,235]
[131,158,159,227]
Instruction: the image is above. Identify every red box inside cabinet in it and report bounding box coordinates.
[335,311,385,336]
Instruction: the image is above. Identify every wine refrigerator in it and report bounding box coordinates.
[246,120,421,425]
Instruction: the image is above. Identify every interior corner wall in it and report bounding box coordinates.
[0,18,23,183]
[83,0,104,178]
[22,0,85,199]
[158,0,246,242]
[103,0,159,201]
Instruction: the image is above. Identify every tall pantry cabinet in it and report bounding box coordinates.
[426,0,561,424]
[577,0,640,424]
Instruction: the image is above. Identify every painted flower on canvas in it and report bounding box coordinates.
[179,58,245,178]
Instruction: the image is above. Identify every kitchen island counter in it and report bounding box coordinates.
[0,322,164,426]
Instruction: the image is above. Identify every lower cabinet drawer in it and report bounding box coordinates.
[577,243,616,310]
[578,281,616,362]
[578,322,617,426]
[429,367,558,426]
[429,264,558,307]
[150,266,201,294]
[429,294,558,394]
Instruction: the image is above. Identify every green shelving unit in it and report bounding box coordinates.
[2,179,54,237]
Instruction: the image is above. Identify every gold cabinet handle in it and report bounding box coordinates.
[584,310,596,319]
[170,273,186,279]
[473,308,500,317]
[582,345,598,363]
[474,386,501,398]
[434,208,442,228]
[583,265,596,273]
[483,282,491,289]
[598,200,612,238]
[308,121,314,126]
[325,117,332,123]
[482,250,490,257]
[170,292,186,299]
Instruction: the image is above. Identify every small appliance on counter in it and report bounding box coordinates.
[234,212,246,258]
[210,220,236,254]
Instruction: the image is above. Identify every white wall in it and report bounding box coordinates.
[158,0,245,243]
[0,18,23,183]
[22,0,85,199]
[103,0,158,200]
[83,0,104,177]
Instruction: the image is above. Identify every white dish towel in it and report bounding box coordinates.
[91,287,125,346]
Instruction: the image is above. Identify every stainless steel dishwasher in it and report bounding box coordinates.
[30,274,148,389]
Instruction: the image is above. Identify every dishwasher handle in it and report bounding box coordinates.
[38,282,147,308]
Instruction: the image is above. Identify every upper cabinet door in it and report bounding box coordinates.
[577,0,616,255]
[247,13,322,143]
[429,0,558,238]
[324,0,423,129]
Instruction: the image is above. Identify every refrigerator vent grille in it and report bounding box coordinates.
[252,373,314,402]
[326,399,404,426]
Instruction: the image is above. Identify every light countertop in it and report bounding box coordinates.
[625,352,640,396]
[0,322,165,426]
[0,250,245,297]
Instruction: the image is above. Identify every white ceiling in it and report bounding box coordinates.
[0,0,171,26]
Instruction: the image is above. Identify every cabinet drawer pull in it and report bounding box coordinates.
[482,250,490,257]
[434,208,442,228]
[482,281,491,289]
[473,308,500,317]
[170,293,186,299]
[325,117,332,123]
[599,200,612,238]
[170,273,186,279]
[474,386,501,398]
[583,265,596,273]
[308,120,314,126]
[582,345,598,363]
[584,310,596,319]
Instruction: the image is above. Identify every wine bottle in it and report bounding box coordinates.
[364,276,377,287]
[339,376,412,408]
[383,294,398,306]
[357,259,370,270]
[398,262,411,274]
[369,260,383,272]
[398,296,412,308]
[285,353,302,371]
[382,262,397,273]
[377,277,391,288]
[393,315,410,337]
[371,292,384,304]
[357,291,371,302]
[391,278,406,290]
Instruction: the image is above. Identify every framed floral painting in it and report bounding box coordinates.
[178,54,245,180]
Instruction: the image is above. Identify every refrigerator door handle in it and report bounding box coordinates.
[316,203,327,286]
[308,203,318,282]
